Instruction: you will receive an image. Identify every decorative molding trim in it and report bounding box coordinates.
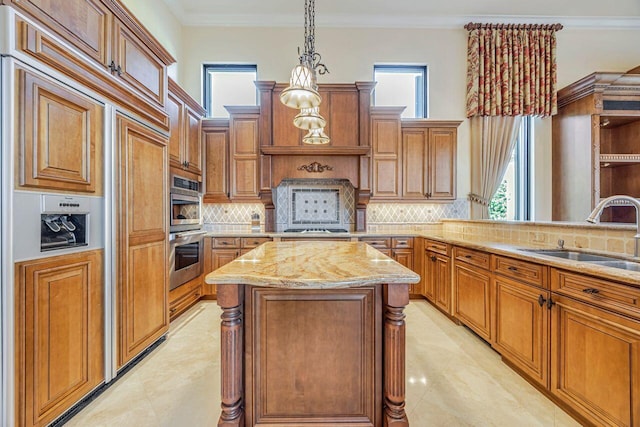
[297,162,333,173]
[163,8,640,30]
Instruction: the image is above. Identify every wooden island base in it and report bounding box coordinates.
[217,283,410,427]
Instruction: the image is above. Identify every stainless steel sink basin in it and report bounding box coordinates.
[524,249,618,262]
[589,260,640,272]
[524,249,640,272]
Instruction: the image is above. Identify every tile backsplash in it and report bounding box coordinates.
[202,203,265,233]
[367,199,469,224]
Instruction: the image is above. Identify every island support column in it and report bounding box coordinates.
[217,284,245,427]
[383,284,410,427]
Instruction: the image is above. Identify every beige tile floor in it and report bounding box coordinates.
[66,300,580,426]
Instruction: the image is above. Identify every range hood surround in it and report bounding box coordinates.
[255,81,376,231]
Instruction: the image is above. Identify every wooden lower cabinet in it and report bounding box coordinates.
[493,276,550,388]
[551,294,640,427]
[116,113,169,368]
[453,260,492,342]
[169,274,203,321]
[205,248,239,296]
[15,250,104,427]
[432,253,452,314]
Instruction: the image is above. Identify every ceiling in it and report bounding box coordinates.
[161,0,640,28]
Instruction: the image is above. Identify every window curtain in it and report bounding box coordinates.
[465,23,561,219]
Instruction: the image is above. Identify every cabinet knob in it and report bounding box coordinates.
[537,295,546,307]
[546,297,556,309]
[116,64,122,76]
[507,266,518,271]
[582,288,600,294]
[108,61,117,73]
[430,255,437,262]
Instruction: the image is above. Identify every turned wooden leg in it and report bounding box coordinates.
[217,284,245,427]
[383,284,409,427]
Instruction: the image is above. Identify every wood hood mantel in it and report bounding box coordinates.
[255,81,376,231]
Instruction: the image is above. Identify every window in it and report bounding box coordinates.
[373,65,427,118]
[489,117,532,220]
[203,64,257,117]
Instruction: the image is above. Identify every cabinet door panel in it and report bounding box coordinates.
[328,91,359,146]
[402,131,427,199]
[17,68,103,194]
[117,114,168,367]
[185,105,203,175]
[429,128,456,200]
[423,251,436,301]
[230,116,259,199]
[433,254,451,314]
[494,277,549,388]
[10,0,112,65]
[371,116,401,199]
[206,249,240,296]
[166,90,184,168]
[454,263,492,341]
[203,129,229,201]
[113,20,166,107]
[551,295,640,427]
[16,250,104,427]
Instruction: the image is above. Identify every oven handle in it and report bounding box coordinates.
[171,230,207,243]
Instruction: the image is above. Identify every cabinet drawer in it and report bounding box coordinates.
[454,247,490,270]
[360,237,391,249]
[492,255,547,289]
[424,239,449,256]
[213,237,241,248]
[242,237,271,248]
[169,278,202,321]
[392,237,414,249]
[551,269,640,320]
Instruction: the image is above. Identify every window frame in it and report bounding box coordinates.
[372,64,428,118]
[202,64,258,117]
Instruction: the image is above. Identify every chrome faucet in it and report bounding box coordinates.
[586,195,640,257]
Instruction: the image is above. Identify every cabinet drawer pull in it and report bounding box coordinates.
[507,266,518,271]
[547,297,556,309]
[582,288,600,294]
[464,255,472,258]
[537,295,546,307]
[221,241,229,245]
[169,307,177,314]
[430,255,437,262]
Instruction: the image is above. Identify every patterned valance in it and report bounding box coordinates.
[465,23,562,117]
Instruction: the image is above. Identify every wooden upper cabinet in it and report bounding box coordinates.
[402,130,428,199]
[371,107,404,199]
[202,120,230,203]
[228,106,260,200]
[111,19,166,108]
[7,0,112,65]
[116,113,168,368]
[167,78,206,178]
[322,90,359,146]
[185,105,203,175]
[400,122,459,201]
[262,83,365,147]
[15,67,103,194]
[15,250,104,427]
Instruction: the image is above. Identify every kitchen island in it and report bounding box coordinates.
[205,241,420,427]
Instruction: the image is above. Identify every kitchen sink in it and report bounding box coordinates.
[524,249,618,262]
[524,249,640,271]
[589,260,640,272]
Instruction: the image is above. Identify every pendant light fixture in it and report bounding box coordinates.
[280,0,330,144]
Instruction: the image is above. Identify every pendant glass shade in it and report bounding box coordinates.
[280,64,321,109]
[293,106,326,130]
[302,127,331,145]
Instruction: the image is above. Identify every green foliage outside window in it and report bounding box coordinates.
[489,180,509,220]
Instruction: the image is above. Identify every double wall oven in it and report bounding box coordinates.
[169,174,204,290]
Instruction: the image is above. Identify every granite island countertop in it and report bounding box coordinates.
[204,241,421,289]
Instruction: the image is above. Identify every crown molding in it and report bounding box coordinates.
[163,8,640,30]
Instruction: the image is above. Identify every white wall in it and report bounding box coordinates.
[180,24,640,220]
[119,0,183,80]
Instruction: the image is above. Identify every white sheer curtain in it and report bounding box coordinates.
[468,116,521,219]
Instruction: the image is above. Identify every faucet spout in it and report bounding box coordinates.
[586,195,640,257]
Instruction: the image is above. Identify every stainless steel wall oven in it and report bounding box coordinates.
[169,174,202,234]
[169,230,205,290]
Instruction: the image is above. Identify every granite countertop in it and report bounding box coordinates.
[204,230,640,287]
[204,241,421,289]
